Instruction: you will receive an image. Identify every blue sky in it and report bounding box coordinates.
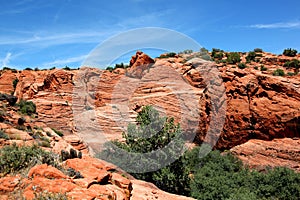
[0,0,299,69]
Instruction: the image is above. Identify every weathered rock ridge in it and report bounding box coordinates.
[0,52,299,151]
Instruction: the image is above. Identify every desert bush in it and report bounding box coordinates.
[18,99,36,115]
[246,51,257,62]
[226,52,241,64]
[211,48,224,59]
[52,128,64,137]
[287,72,297,76]
[254,48,263,53]
[238,63,247,69]
[273,68,285,76]
[190,153,300,200]
[2,67,17,72]
[0,143,59,175]
[115,62,129,69]
[12,78,19,90]
[260,65,268,71]
[159,52,177,58]
[283,59,300,69]
[62,66,70,71]
[254,66,258,70]
[65,167,83,179]
[0,129,9,140]
[106,66,114,72]
[283,48,298,57]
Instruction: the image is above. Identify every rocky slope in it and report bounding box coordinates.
[0,93,195,200]
[0,51,299,169]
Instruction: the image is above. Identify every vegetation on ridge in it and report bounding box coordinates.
[99,105,300,200]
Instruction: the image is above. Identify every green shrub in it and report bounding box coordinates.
[254,66,258,70]
[62,66,70,71]
[238,63,247,69]
[99,105,187,195]
[2,67,17,72]
[273,68,285,76]
[287,72,296,76]
[226,52,241,64]
[12,78,19,90]
[115,62,129,69]
[254,48,263,53]
[49,67,56,70]
[246,51,257,62]
[159,52,177,58]
[0,129,9,140]
[283,59,300,69]
[0,143,59,175]
[18,99,36,115]
[211,48,224,59]
[52,128,64,137]
[283,48,298,57]
[106,66,114,72]
[260,65,268,71]
[190,152,300,200]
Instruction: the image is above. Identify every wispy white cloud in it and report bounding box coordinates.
[249,21,300,29]
[1,52,12,67]
[0,31,110,46]
[42,54,87,68]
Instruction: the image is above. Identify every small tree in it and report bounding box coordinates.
[283,48,298,57]
[246,51,256,62]
[273,68,285,76]
[18,99,36,115]
[226,52,241,64]
[254,48,263,53]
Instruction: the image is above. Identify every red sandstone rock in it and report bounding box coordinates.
[28,164,67,179]
[230,138,300,172]
[126,51,155,78]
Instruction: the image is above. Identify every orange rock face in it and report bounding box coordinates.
[0,51,299,151]
[231,138,300,172]
[127,51,155,78]
[0,157,194,200]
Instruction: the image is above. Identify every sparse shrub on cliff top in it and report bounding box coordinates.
[254,48,263,53]
[283,48,298,57]
[2,67,17,72]
[246,51,257,62]
[159,52,177,58]
[226,52,241,64]
[211,48,224,60]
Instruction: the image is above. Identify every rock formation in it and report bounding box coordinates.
[0,51,299,172]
